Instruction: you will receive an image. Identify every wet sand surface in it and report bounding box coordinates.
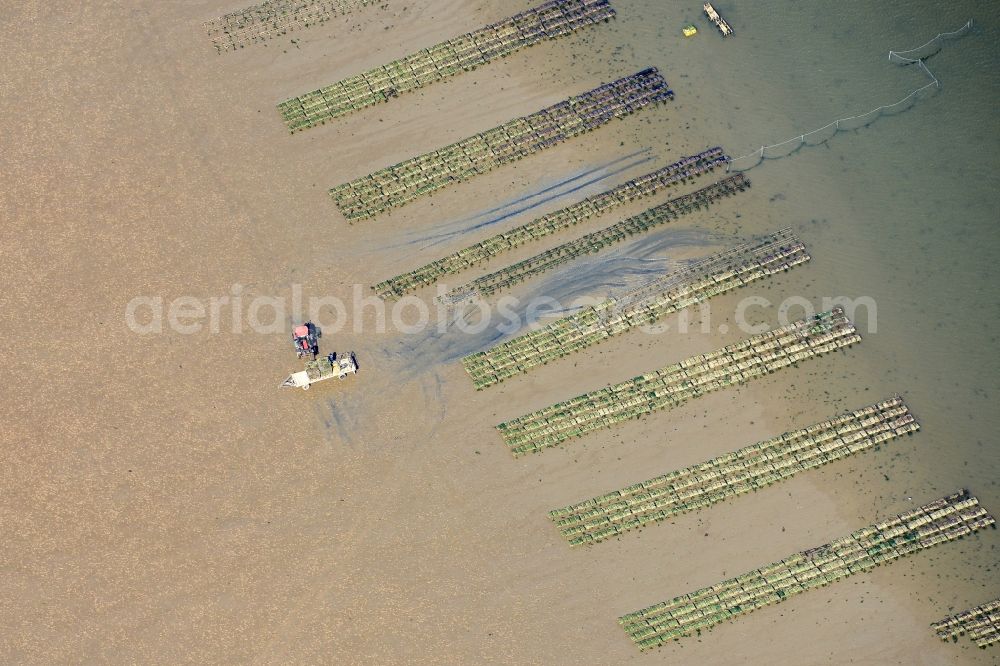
[2,0,998,663]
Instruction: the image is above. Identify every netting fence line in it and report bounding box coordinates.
[727,20,973,172]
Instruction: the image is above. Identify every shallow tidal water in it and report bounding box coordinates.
[372,0,1000,620]
[3,0,997,661]
[603,0,1000,628]
[473,0,1000,642]
[486,0,1000,514]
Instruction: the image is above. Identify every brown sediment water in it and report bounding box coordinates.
[2,0,998,663]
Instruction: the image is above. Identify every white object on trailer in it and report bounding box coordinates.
[281,353,358,390]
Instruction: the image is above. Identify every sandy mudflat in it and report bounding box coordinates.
[1,0,998,663]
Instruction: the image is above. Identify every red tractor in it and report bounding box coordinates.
[292,322,319,359]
